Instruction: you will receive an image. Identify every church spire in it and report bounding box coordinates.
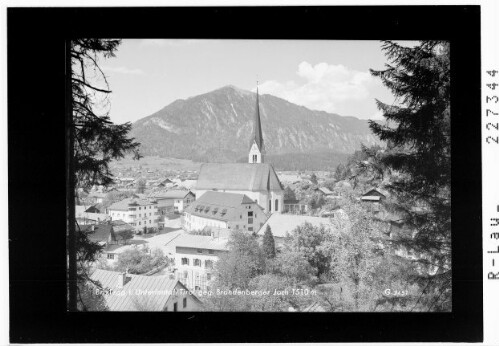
[248,83,265,163]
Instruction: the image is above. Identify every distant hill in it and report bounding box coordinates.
[237,151,350,171]
[130,85,381,167]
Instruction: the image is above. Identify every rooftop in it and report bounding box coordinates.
[90,269,196,311]
[184,191,260,222]
[196,163,283,192]
[257,213,335,238]
[150,189,194,200]
[108,198,158,211]
[171,233,229,251]
[80,223,116,243]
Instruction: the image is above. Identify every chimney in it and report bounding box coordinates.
[116,272,127,288]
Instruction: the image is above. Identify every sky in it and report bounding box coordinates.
[98,39,406,124]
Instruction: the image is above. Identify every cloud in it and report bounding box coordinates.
[256,62,382,115]
[102,66,145,75]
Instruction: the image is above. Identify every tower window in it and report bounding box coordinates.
[275,199,279,211]
[252,154,257,163]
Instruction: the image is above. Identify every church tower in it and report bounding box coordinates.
[248,86,265,163]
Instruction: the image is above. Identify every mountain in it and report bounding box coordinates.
[130,85,381,167]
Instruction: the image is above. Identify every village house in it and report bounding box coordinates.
[75,205,110,225]
[87,191,107,204]
[195,87,284,214]
[182,191,267,233]
[360,188,387,202]
[168,233,229,291]
[283,198,309,214]
[107,198,160,232]
[152,190,195,214]
[90,269,203,311]
[80,223,117,246]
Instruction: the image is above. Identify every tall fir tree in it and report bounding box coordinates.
[362,41,451,311]
[67,39,141,310]
[262,225,276,259]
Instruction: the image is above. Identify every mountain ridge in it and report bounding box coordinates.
[130,85,381,164]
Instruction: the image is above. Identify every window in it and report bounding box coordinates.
[207,273,212,281]
[269,200,271,211]
[194,259,201,267]
[248,227,253,232]
[248,211,253,217]
[208,250,214,254]
[174,302,178,312]
[197,249,203,254]
[183,271,188,278]
[139,207,141,210]
[183,298,187,308]
[107,253,115,260]
[149,213,151,216]
[275,199,279,211]
[181,258,189,265]
[139,221,141,225]
[149,220,151,224]
[248,218,253,224]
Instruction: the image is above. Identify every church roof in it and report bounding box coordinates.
[249,88,265,152]
[196,163,283,192]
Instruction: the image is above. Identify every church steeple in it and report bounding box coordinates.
[249,84,265,163]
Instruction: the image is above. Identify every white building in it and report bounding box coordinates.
[182,191,267,233]
[169,233,229,291]
[152,190,195,214]
[107,198,160,232]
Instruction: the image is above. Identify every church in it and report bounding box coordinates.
[195,87,284,214]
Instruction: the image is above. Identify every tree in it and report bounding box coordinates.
[310,173,318,185]
[289,222,333,279]
[102,190,136,210]
[67,39,141,310]
[275,249,316,284]
[135,178,146,193]
[114,247,166,274]
[214,230,265,289]
[363,41,451,311]
[115,229,133,245]
[262,225,276,259]
[283,186,297,201]
[76,281,108,311]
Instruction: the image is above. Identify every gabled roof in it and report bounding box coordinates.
[318,187,334,195]
[108,198,157,211]
[196,163,283,192]
[362,188,387,198]
[184,191,260,222]
[90,269,199,311]
[152,190,194,200]
[257,213,335,238]
[80,223,116,243]
[173,234,229,251]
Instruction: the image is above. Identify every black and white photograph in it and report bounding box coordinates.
[68,38,451,313]
[7,4,486,344]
